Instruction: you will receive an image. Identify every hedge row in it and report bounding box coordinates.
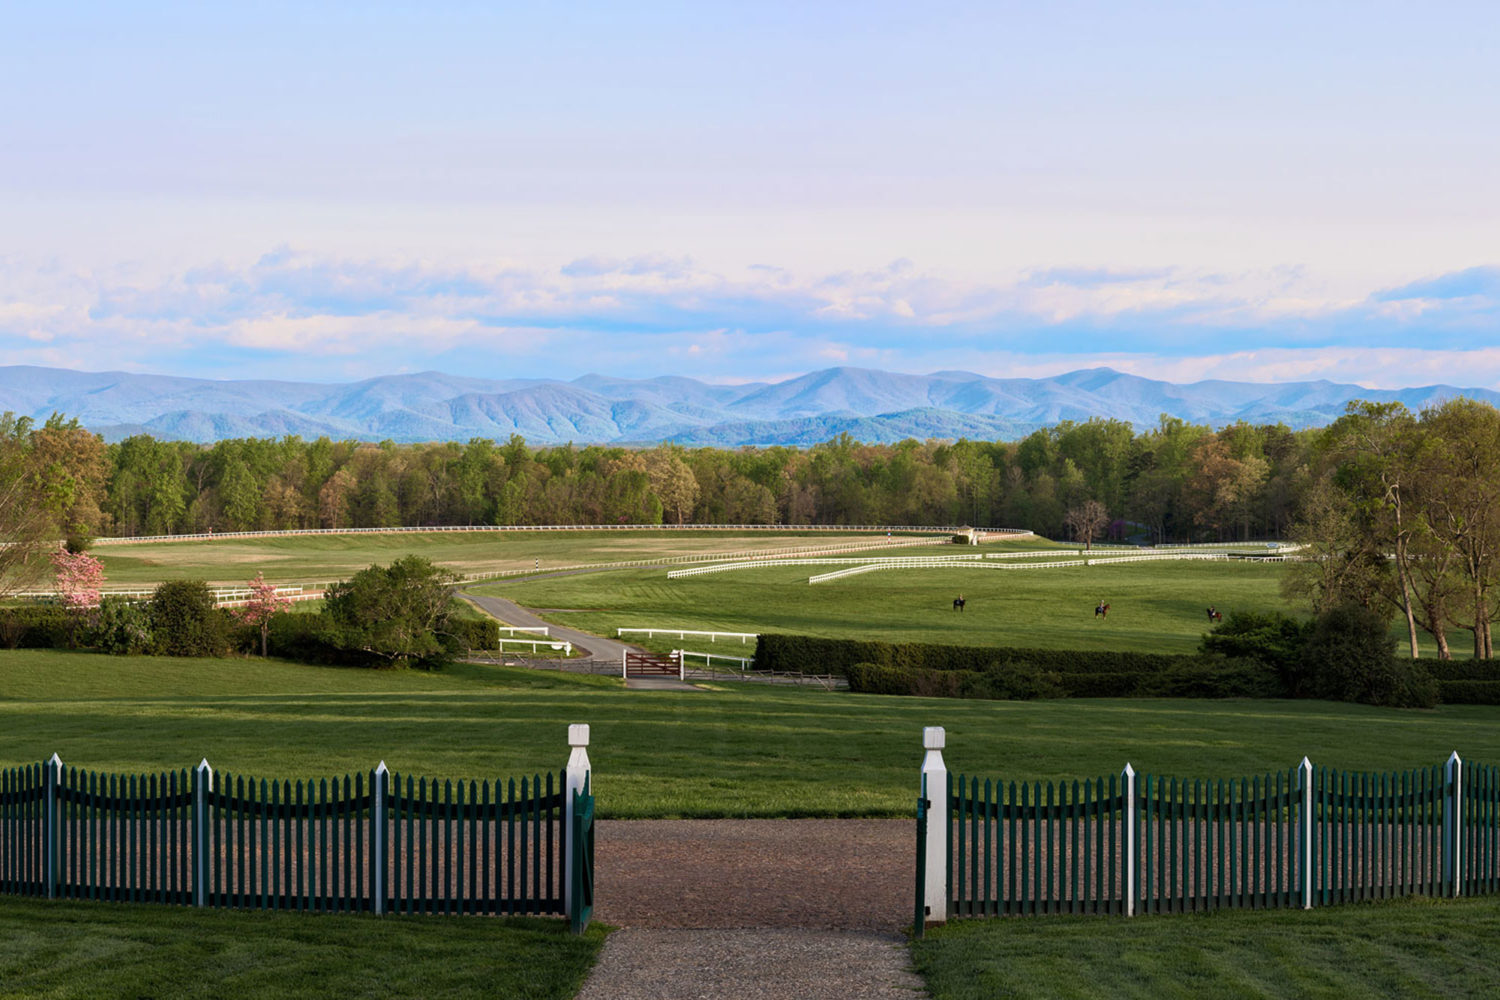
[753,633,1187,677]
[845,658,1286,701]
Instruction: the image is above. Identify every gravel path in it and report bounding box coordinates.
[577,820,927,999]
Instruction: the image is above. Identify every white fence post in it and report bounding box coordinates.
[193,758,212,907]
[564,724,592,917]
[373,761,388,915]
[675,650,685,681]
[44,754,62,899]
[921,727,948,923]
[1123,763,1137,917]
[1445,751,1463,897]
[1300,756,1314,909]
[621,651,627,679]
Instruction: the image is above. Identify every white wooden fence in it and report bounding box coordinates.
[616,628,757,643]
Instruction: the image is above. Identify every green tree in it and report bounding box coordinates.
[320,556,459,669]
[149,579,232,656]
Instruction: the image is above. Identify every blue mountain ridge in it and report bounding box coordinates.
[0,364,1493,446]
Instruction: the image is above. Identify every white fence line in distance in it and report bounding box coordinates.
[618,627,756,643]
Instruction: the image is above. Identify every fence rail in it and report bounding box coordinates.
[91,524,1028,546]
[1,739,595,931]
[617,628,757,643]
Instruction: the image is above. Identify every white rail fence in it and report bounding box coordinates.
[672,649,756,671]
[617,627,757,644]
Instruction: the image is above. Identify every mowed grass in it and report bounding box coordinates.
[4,650,1498,819]
[0,896,603,1000]
[912,896,1500,1000]
[475,559,1294,653]
[87,529,930,586]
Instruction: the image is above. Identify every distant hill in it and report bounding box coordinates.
[1,364,1494,446]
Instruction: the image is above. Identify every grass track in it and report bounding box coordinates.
[4,650,1498,819]
[0,896,603,1000]
[912,896,1500,1000]
[87,529,936,586]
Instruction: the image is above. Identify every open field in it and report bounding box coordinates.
[913,895,1500,1000]
[4,650,1498,819]
[0,896,602,1000]
[474,559,1294,654]
[84,529,955,587]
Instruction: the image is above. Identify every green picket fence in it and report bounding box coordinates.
[939,754,1499,922]
[0,758,594,929]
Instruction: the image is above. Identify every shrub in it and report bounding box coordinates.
[1300,603,1437,708]
[91,597,154,655]
[1199,611,1311,689]
[1436,680,1500,705]
[1139,657,1288,699]
[320,556,460,669]
[452,616,500,652]
[148,579,233,657]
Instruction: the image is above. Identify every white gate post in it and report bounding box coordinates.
[1123,763,1137,917]
[921,727,948,923]
[564,724,592,917]
[621,651,627,679]
[1445,751,1463,897]
[1300,757,1314,909]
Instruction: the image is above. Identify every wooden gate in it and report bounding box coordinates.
[624,652,678,678]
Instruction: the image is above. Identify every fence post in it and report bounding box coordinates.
[193,759,212,907]
[373,761,388,916]
[621,651,627,679]
[1122,763,1137,917]
[1445,751,1463,897]
[1300,756,1313,909]
[565,724,592,918]
[675,650,685,681]
[920,727,948,924]
[44,754,62,899]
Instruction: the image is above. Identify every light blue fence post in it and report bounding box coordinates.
[44,754,62,899]
[1445,752,1463,897]
[1300,757,1314,909]
[920,727,948,924]
[193,759,212,907]
[1122,763,1137,916]
[373,762,388,916]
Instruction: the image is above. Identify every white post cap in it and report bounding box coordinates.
[569,723,591,747]
[1449,750,1462,765]
[1122,762,1135,778]
[196,757,212,773]
[375,760,389,775]
[48,752,63,767]
[923,726,945,750]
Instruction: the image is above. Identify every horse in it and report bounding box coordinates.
[1094,603,1110,619]
[953,596,966,613]
[1207,607,1222,623]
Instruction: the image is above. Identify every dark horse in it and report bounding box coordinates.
[1095,602,1110,618]
[1207,606,1222,622]
[953,596,966,612]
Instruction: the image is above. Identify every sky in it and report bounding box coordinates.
[2,1,1498,389]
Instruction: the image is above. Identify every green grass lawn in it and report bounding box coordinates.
[912,895,1500,1000]
[473,559,1294,654]
[0,896,603,1000]
[4,650,1497,819]
[87,528,934,587]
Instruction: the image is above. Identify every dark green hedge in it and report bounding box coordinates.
[1424,660,1500,681]
[755,633,1189,678]
[0,606,72,649]
[845,657,1285,701]
[1435,680,1500,704]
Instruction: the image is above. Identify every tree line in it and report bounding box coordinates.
[2,413,1315,544]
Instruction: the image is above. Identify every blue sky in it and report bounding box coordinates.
[2,2,1497,388]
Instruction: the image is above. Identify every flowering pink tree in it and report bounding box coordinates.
[52,548,104,611]
[51,548,105,646]
[238,572,291,656]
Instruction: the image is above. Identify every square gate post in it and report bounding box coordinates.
[1300,757,1314,909]
[193,759,213,907]
[565,724,591,917]
[44,754,63,899]
[921,727,948,923]
[1444,751,1463,897]
[1122,763,1137,917]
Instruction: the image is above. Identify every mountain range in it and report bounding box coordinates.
[1,365,1494,446]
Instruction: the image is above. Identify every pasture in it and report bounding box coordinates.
[3,650,1497,819]
[473,559,1294,654]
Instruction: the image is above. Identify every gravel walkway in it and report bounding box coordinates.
[576,820,927,999]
